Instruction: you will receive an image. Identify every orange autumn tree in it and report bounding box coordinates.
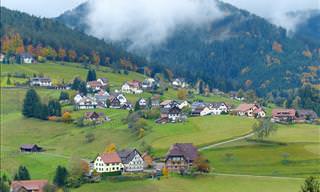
[104,143,116,153]
[68,50,77,62]
[58,48,66,61]
[91,51,100,66]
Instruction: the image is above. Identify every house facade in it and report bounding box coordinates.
[151,95,160,108]
[234,103,266,118]
[118,149,144,172]
[172,78,188,88]
[121,80,143,94]
[75,96,97,110]
[20,53,35,64]
[165,143,199,173]
[94,152,124,173]
[209,102,229,115]
[94,90,110,108]
[30,77,52,87]
[271,108,296,123]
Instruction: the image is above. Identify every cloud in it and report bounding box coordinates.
[86,0,223,50]
[222,0,319,32]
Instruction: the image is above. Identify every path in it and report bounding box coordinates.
[199,132,254,151]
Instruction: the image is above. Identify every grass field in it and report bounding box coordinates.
[73,175,305,192]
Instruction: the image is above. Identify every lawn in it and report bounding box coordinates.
[1,62,146,88]
[73,175,304,192]
[202,123,320,177]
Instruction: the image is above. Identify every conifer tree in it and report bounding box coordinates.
[22,89,40,118]
[14,166,31,180]
[53,166,68,187]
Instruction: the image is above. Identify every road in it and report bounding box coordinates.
[198,132,254,151]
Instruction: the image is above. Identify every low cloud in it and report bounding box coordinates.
[86,0,223,50]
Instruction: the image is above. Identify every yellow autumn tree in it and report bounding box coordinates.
[177,89,188,100]
[62,111,72,123]
[162,167,169,178]
[104,143,116,153]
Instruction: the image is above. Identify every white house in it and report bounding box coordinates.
[172,78,187,88]
[30,77,52,87]
[234,103,266,118]
[191,106,212,116]
[209,102,229,115]
[20,53,34,64]
[118,149,144,172]
[94,152,124,173]
[97,78,108,86]
[75,96,97,110]
[177,100,190,109]
[121,80,143,94]
[138,98,147,108]
[141,78,155,89]
[74,94,83,104]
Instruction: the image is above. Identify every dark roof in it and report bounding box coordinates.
[166,143,198,161]
[297,109,318,119]
[20,144,41,150]
[117,149,141,164]
[210,102,226,108]
[160,106,181,115]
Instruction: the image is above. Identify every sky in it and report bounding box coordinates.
[2,0,319,18]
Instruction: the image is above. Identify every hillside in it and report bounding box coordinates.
[0,7,149,68]
[57,1,320,96]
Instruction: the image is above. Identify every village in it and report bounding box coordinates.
[6,65,319,191]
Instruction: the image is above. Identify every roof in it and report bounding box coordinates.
[160,100,172,106]
[234,103,257,112]
[100,152,122,164]
[166,143,198,161]
[297,109,318,119]
[11,180,48,192]
[210,102,226,108]
[84,111,105,119]
[118,149,141,164]
[272,108,296,117]
[20,144,41,149]
[160,106,181,114]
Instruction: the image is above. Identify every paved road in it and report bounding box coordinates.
[199,132,254,151]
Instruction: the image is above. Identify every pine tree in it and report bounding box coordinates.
[40,104,49,120]
[78,81,87,95]
[48,100,61,116]
[71,77,82,90]
[59,91,69,101]
[53,166,68,187]
[22,89,40,118]
[14,166,31,180]
[134,100,141,111]
[6,77,11,85]
[86,69,97,82]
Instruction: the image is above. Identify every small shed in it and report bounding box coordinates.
[20,144,43,152]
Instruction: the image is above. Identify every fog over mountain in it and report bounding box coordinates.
[86,0,223,50]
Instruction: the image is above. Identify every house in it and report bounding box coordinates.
[271,108,297,123]
[108,93,129,109]
[94,90,110,108]
[160,100,173,108]
[0,53,5,63]
[158,105,184,123]
[118,149,144,172]
[172,78,187,88]
[74,94,83,104]
[30,77,52,87]
[296,109,318,122]
[141,78,156,89]
[177,100,190,109]
[20,144,43,152]
[191,106,212,116]
[20,53,34,64]
[75,96,97,110]
[138,98,148,109]
[84,111,110,122]
[87,81,105,92]
[97,78,109,86]
[121,80,143,94]
[233,103,266,118]
[208,102,229,115]
[11,180,48,192]
[142,152,153,168]
[165,143,199,173]
[150,95,160,108]
[93,152,124,173]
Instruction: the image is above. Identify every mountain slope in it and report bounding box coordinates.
[1,7,149,68]
[57,1,320,96]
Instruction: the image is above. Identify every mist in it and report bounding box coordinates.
[86,0,223,50]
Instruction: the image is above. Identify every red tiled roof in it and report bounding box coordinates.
[272,108,296,117]
[100,152,122,164]
[234,103,257,112]
[11,180,48,192]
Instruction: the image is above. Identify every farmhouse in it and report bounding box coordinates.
[271,108,296,123]
[97,78,109,86]
[118,149,144,172]
[121,80,143,94]
[84,111,109,122]
[150,95,160,108]
[30,77,52,87]
[87,81,105,92]
[296,109,318,122]
[208,102,229,115]
[11,180,48,192]
[159,105,183,123]
[141,78,156,89]
[94,90,110,108]
[75,96,97,110]
[234,103,266,118]
[108,93,130,109]
[137,98,148,109]
[165,143,199,173]
[93,152,124,173]
[191,106,212,116]
[20,144,43,152]
[20,53,35,64]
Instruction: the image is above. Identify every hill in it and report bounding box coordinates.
[0,7,149,69]
[57,1,320,96]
